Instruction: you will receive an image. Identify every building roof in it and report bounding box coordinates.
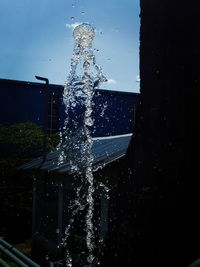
[19,133,132,174]
[0,78,140,97]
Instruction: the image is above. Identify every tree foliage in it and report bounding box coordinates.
[0,122,59,168]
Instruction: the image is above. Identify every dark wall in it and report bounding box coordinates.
[103,1,200,267]
[0,78,139,137]
[92,90,138,137]
[0,79,46,126]
[0,79,63,131]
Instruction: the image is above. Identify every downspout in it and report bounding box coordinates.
[35,75,49,163]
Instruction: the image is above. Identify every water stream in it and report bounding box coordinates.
[58,23,106,266]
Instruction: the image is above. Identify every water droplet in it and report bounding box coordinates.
[70,16,75,20]
[72,4,75,8]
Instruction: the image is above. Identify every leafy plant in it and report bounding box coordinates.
[0,122,60,168]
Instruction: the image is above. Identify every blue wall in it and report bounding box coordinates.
[0,78,139,137]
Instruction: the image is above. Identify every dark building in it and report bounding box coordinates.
[0,78,139,137]
[101,1,200,267]
[0,77,139,265]
[20,134,132,266]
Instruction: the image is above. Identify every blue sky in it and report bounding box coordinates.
[0,0,140,93]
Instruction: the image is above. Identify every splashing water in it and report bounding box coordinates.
[59,23,106,266]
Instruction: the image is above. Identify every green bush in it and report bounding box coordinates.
[0,122,60,168]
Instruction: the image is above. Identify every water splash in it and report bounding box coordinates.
[59,23,106,266]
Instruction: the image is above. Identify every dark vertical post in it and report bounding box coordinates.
[32,176,37,236]
[100,187,109,242]
[57,181,63,244]
[35,76,49,162]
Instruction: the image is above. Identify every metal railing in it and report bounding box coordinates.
[0,238,40,267]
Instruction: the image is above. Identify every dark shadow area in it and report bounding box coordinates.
[101,1,200,266]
